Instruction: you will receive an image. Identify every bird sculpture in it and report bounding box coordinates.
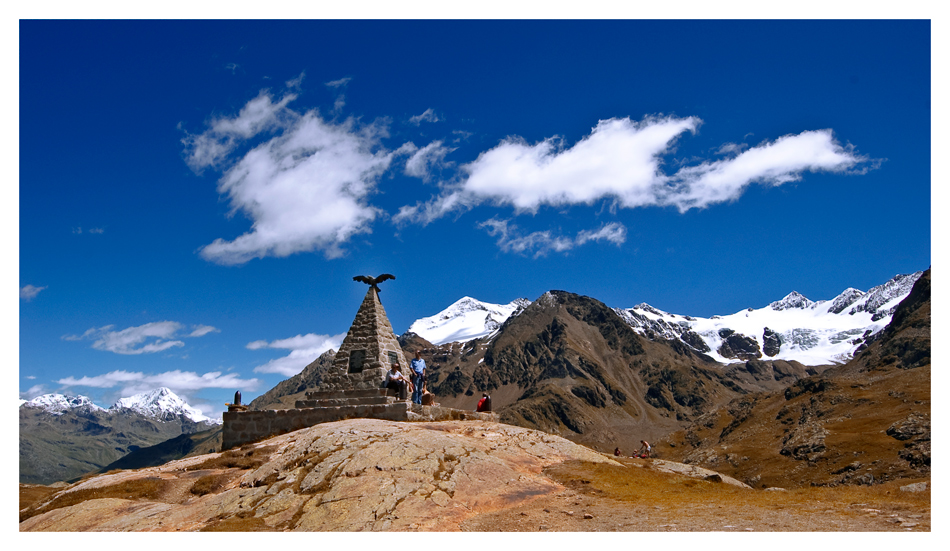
[353,273,396,292]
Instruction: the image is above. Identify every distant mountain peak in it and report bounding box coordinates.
[828,287,866,314]
[770,291,816,311]
[110,387,214,423]
[848,272,923,319]
[408,297,530,345]
[21,393,105,415]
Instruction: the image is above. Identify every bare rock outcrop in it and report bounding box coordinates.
[21,419,619,532]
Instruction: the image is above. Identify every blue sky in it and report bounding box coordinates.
[17,19,933,418]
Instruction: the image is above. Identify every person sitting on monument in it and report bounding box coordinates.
[410,350,427,405]
[384,362,410,401]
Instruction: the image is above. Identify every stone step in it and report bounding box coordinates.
[295,395,401,408]
[304,388,394,400]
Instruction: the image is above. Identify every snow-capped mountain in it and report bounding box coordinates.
[110,387,215,423]
[21,393,105,415]
[20,387,219,424]
[614,271,924,366]
[408,297,531,345]
[408,271,922,366]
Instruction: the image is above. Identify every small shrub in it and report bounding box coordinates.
[190,474,225,496]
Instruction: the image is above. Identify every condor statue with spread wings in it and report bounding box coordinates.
[353,273,396,292]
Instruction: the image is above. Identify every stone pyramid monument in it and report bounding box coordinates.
[321,285,410,392]
[221,275,497,450]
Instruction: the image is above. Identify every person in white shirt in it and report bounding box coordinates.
[384,362,411,401]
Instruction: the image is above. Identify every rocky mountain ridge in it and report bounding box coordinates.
[20,388,220,485]
[395,289,829,456]
[657,269,931,489]
[21,387,216,424]
[412,271,922,367]
[21,269,928,490]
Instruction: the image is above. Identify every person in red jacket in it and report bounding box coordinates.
[476,393,491,412]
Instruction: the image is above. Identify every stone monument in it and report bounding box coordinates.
[320,275,409,392]
[221,274,498,450]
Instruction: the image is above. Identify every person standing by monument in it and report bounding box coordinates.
[410,350,426,404]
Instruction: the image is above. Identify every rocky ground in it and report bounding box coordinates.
[20,419,930,532]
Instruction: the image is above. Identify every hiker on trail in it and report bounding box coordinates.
[614,448,622,457]
[384,362,410,401]
[410,350,426,405]
[635,440,651,458]
[476,393,491,412]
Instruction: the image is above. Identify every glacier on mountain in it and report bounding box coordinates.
[615,271,923,365]
[110,387,214,423]
[21,387,218,424]
[409,271,923,367]
[21,393,105,415]
[408,297,530,345]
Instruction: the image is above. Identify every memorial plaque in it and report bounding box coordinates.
[348,349,365,373]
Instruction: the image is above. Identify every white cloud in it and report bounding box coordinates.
[660,129,867,213]
[325,77,351,88]
[715,142,747,155]
[63,321,217,355]
[396,117,870,224]
[57,370,143,387]
[190,402,224,422]
[409,108,440,126]
[285,72,305,89]
[404,141,454,181]
[20,284,47,301]
[184,89,397,265]
[89,227,105,234]
[56,369,261,397]
[479,218,626,258]
[324,76,350,113]
[182,90,299,171]
[20,384,46,400]
[250,332,345,377]
[188,325,220,337]
[575,222,628,246]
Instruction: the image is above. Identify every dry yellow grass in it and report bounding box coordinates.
[455,458,932,531]
[548,459,929,510]
[19,477,173,523]
[535,459,931,530]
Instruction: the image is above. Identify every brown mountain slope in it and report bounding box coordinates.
[402,291,816,456]
[243,290,839,460]
[95,427,223,473]
[657,269,931,489]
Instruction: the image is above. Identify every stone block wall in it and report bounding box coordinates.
[222,402,410,450]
